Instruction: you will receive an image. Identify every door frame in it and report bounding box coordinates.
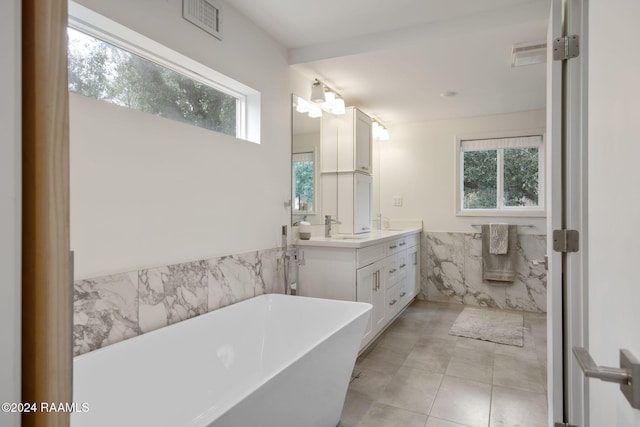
[563,0,589,425]
[547,0,589,425]
[21,0,72,425]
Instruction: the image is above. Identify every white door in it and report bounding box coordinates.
[554,0,640,425]
[583,0,640,425]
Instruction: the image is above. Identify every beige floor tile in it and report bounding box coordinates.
[349,369,394,401]
[429,376,492,427]
[403,337,455,374]
[359,345,408,376]
[378,366,443,415]
[492,353,546,393]
[426,417,471,427]
[357,403,428,427]
[340,389,375,427]
[342,301,548,427]
[489,385,548,427]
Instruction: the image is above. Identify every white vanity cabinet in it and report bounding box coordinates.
[297,230,420,351]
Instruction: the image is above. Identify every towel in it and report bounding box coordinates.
[489,223,509,254]
[482,224,518,282]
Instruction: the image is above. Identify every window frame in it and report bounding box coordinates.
[292,149,318,216]
[68,1,260,143]
[455,129,546,217]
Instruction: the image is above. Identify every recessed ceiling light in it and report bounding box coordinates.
[440,91,458,98]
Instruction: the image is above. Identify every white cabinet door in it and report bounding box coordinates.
[328,107,372,174]
[356,260,385,348]
[354,172,372,234]
[404,246,419,299]
[354,109,372,174]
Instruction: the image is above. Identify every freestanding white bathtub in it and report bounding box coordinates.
[71,294,371,427]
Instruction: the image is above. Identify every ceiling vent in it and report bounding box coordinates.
[511,41,546,67]
[183,0,223,40]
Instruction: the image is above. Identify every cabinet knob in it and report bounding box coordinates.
[400,264,407,269]
[389,245,397,249]
[389,268,397,274]
[400,292,407,297]
[389,299,397,306]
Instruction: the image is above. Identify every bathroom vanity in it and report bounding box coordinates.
[296,229,420,350]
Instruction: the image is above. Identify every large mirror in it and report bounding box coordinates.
[291,94,323,225]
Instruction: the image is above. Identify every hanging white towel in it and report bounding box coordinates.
[489,223,509,255]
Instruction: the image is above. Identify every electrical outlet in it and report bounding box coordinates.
[392,196,403,207]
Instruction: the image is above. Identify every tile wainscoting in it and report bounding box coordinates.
[74,247,287,356]
[420,232,547,313]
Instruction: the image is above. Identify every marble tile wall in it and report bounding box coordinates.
[74,247,287,356]
[420,232,546,313]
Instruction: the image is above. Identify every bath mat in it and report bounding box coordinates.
[448,307,524,347]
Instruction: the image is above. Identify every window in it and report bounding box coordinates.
[292,152,316,214]
[457,134,544,215]
[68,2,260,142]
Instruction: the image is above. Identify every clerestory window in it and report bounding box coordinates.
[67,3,260,142]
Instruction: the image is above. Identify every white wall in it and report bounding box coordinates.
[378,109,547,233]
[588,0,640,425]
[0,0,21,425]
[71,0,291,278]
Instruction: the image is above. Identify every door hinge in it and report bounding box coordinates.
[553,35,580,61]
[553,229,580,253]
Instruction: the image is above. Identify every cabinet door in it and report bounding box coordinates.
[356,260,385,348]
[354,173,372,234]
[355,109,372,174]
[407,246,419,299]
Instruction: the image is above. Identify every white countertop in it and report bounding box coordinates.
[295,228,422,249]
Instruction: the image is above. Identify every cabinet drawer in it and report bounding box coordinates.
[398,280,411,307]
[385,285,400,317]
[397,251,409,278]
[357,243,385,268]
[384,257,399,286]
[397,234,418,251]
[387,239,401,255]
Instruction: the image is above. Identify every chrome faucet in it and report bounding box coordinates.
[324,215,341,237]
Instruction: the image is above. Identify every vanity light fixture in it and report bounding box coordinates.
[311,78,346,115]
[310,79,326,103]
[296,95,323,118]
[372,120,390,141]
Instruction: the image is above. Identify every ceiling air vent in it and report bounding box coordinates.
[183,0,223,40]
[511,41,546,67]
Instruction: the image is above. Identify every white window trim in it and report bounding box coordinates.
[68,1,261,143]
[455,128,546,217]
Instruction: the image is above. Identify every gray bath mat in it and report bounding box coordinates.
[448,307,524,347]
